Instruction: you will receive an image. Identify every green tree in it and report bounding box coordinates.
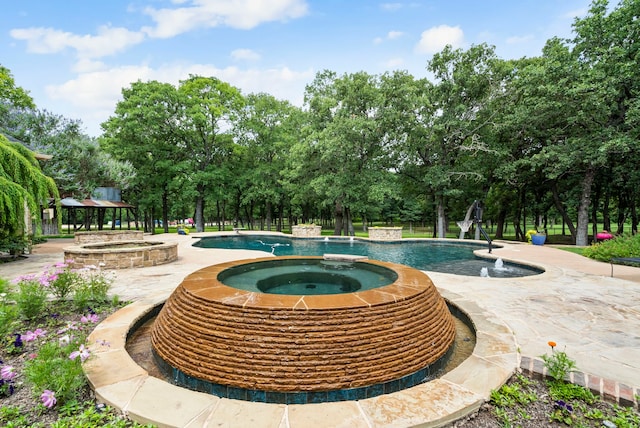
[1,65,35,131]
[396,44,505,238]
[101,80,186,233]
[177,76,245,232]
[235,93,299,231]
[0,135,59,251]
[0,66,59,251]
[301,70,396,235]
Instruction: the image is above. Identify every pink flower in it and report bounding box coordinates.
[28,353,38,359]
[21,331,37,342]
[54,261,68,268]
[21,328,47,342]
[69,344,90,362]
[1,365,16,381]
[12,274,36,284]
[80,313,99,323]
[96,339,110,347]
[41,390,56,408]
[57,322,78,334]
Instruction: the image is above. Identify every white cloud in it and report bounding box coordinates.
[10,26,145,59]
[415,25,464,54]
[45,62,314,136]
[506,34,534,45]
[383,57,404,68]
[380,3,402,11]
[72,58,107,73]
[374,30,404,45]
[564,8,588,19]
[231,48,261,61]
[142,0,309,38]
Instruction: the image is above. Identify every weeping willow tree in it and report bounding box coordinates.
[0,134,60,253]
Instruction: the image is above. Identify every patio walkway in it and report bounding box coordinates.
[1,232,638,424]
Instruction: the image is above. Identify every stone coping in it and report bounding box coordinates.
[177,256,431,310]
[84,289,518,428]
[63,240,178,270]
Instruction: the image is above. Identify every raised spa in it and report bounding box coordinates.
[217,257,398,295]
[151,256,457,403]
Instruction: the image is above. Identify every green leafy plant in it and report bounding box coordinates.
[23,335,88,405]
[49,268,81,300]
[15,278,48,321]
[0,293,18,341]
[72,268,112,311]
[582,233,640,262]
[0,405,30,427]
[541,341,576,382]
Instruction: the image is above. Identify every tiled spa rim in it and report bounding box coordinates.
[85,289,518,427]
[150,257,457,403]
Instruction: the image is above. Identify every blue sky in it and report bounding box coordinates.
[2,0,594,137]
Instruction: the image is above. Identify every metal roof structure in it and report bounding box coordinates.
[58,197,134,209]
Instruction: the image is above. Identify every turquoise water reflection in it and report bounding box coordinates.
[194,236,542,278]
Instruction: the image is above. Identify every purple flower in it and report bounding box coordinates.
[1,365,16,381]
[21,328,47,342]
[41,389,57,408]
[69,345,90,362]
[96,339,110,347]
[554,400,574,413]
[80,313,99,323]
[12,274,36,284]
[57,322,78,334]
[13,333,23,348]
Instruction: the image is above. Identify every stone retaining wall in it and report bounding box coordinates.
[291,225,322,238]
[74,230,144,244]
[64,241,177,269]
[368,227,403,240]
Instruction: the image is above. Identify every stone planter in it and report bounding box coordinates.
[74,230,144,244]
[368,227,403,241]
[291,225,322,238]
[64,240,178,269]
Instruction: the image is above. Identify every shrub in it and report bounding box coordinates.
[583,233,640,262]
[14,278,48,321]
[23,335,88,405]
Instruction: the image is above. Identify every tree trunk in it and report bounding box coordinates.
[603,187,611,232]
[195,184,205,233]
[265,200,272,231]
[162,190,169,233]
[575,166,596,246]
[551,181,577,244]
[345,207,355,236]
[436,195,446,238]
[494,208,506,239]
[333,201,344,236]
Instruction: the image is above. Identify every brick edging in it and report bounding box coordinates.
[520,356,638,409]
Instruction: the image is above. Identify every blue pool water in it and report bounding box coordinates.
[193,236,542,277]
[218,258,398,295]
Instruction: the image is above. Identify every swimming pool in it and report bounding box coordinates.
[193,235,542,277]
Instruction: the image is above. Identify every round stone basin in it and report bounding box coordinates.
[217,257,398,295]
[64,240,178,269]
[151,256,456,403]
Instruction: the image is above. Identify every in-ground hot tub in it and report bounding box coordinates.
[64,240,178,269]
[151,256,456,403]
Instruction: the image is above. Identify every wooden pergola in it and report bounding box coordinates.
[50,197,139,233]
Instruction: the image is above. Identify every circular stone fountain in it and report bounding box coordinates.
[151,256,456,403]
[64,240,178,269]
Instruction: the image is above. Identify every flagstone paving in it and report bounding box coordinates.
[2,232,639,426]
